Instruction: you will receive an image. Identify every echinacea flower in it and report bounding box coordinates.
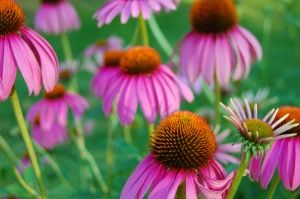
[59,60,79,81]
[214,126,241,165]
[29,115,68,149]
[92,47,194,126]
[94,0,177,27]
[249,106,300,191]
[84,36,123,59]
[26,84,89,131]
[240,88,277,109]
[0,0,58,100]
[220,99,298,156]
[35,0,80,35]
[179,0,262,87]
[121,111,234,199]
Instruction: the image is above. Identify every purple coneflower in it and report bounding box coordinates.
[26,84,89,130]
[30,115,68,149]
[35,0,80,35]
[121,111,234,199]
[59,60,79,81]
[214,126,241,165]
[179,0,262,87]
[94,0,177,27]
[84,36,123,59]
[92,47,194,126]
[249,106,300,191]
[221,99,298,155]
[0,0,58,100]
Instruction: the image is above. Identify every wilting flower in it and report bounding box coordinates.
[214,126,241,165]
[59,60,79,81]
[35,0,80,35]
[179,0,262,87]
[94,0,177,27]
[239,88,277,109]
[0,0,58,100]
[121,111,233,199]
[92,47,194,126]
[221,99,298,155]
[249,106,300,191]
[26,84,89,131]
[29,115,68,149]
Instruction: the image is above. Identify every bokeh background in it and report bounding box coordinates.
[0,0,300,198]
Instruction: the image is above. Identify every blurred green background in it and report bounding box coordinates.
[0,0,300,198]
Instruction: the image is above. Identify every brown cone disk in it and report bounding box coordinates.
[0,0,25,35]
[275,106,300,135]
[120,47,161,75]
[44,84,66,99]
[151,111,216,170]
[190,0,238,33]
[103,50,125,67]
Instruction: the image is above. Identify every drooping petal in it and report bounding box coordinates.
[117,76,138,125]
[260,141,282,188]
[21,28,59,91]
[121,155,157,199]
[0,36,17,100]
[8,34,42,95]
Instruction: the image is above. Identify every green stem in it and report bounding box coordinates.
[148,16,173,56]
[214,75,221,124]
[123,126,132,144]
[0,136,39,198]
[10,89,47,199]
[106,113,118,179]
[75,137,109,193]
[138,15,149,46]
[267,174,280,199]
[292,188,300,199]
[34,143,71,187]
[14,168,40,198]
[226,152,251,199]
[131,23,141,45]
[60,33,73,61]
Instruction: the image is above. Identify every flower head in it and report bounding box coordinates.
[221,99,298,156]
[26,84,89,130]
[179,0,262,87]
[94,0,177,27]
[35,0,80,34]
[239,88,277,110]
[83,36,123,73]
[30,115,68,149]
[92,47,194,125]
[59,60,79,81]
[248,106,300,191]
[121,111,233,199]
[0,0,59,100]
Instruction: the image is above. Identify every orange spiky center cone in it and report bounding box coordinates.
[44,84,66,99]
[151,111,216,170]
[190,0,238,34]
[0,0,25,35]
[275,106,300,135]
[103,50,125,67]
[120,47,161,75]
